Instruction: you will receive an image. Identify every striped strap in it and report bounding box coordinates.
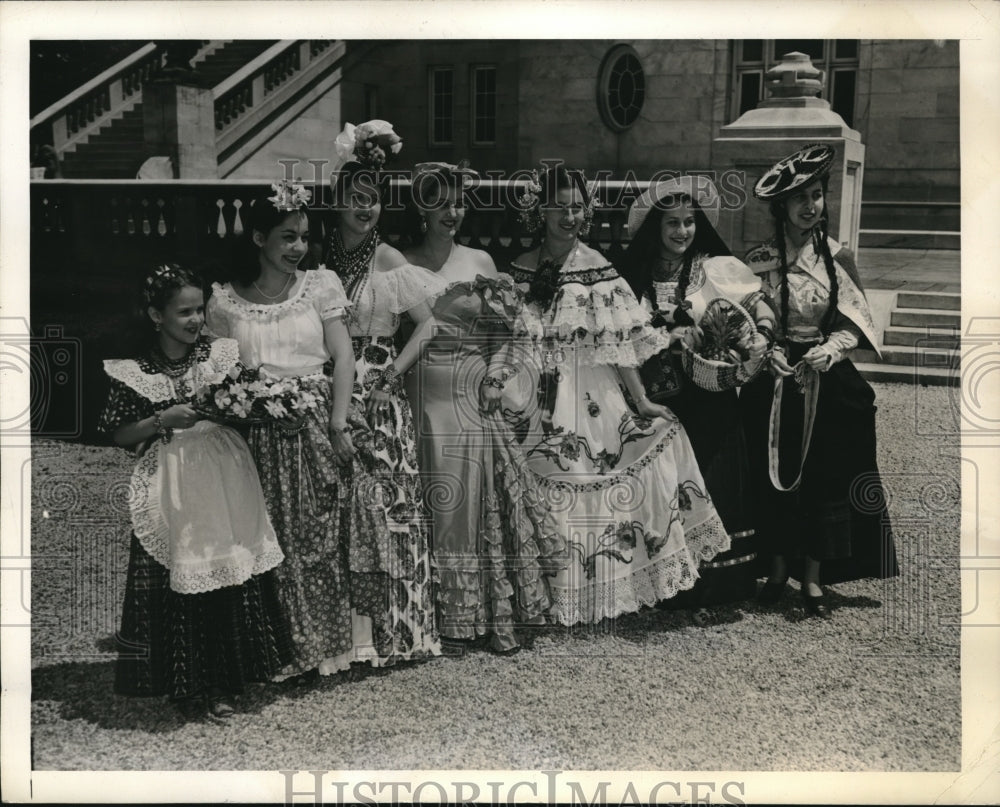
[767,366,820,492]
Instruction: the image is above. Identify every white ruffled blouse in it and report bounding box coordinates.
[346,262,449,338]
[207,268,350,378]
[510,247,670,368]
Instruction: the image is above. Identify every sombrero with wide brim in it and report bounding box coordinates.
[627,175,721,237]
[753,143,835,202]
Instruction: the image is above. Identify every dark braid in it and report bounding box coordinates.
[814,214,839,334]
[772,203,791,343]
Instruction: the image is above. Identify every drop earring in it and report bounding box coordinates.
[420,217,428,234]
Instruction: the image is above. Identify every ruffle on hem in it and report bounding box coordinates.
[129,436,286,595]
[516,276,670,367]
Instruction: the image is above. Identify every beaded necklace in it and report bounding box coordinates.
[329,226,380,336]
[150,343,199,399]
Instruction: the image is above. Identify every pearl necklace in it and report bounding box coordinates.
[252,272,294,301]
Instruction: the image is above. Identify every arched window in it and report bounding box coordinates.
[598,45,645,132]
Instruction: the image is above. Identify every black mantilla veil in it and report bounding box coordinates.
[619,197,733,328]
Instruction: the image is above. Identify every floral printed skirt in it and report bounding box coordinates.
[115,535,294,699]
[341,336,440,664]
[248,374,353,676]
[504,359,731,626]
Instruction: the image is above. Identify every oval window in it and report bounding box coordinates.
[598,45,645,131]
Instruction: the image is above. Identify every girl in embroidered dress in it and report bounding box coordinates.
[740,144,898,618]
[401,161,566,655]
[100,264,292,720]
[620,176,772,609]
[322,121,442,666]
[207,183,359,679]
[504,166,730,627]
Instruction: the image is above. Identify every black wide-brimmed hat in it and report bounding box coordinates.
[753,143,835,202]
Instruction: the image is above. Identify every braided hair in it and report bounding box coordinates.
[771,176,838,339]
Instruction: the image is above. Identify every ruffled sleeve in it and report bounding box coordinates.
[98,367,154,433]
[311,267,351,321]
[375,262,450,314]
[205,284,230,338]
[701,255,762,304]
[516,265,670,368]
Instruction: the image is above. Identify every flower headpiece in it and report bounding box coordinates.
[143,263,185,305]
[518,167,602,236]
[334,119,403,171]
[412,161,477,190]
[516,170,543,232]
[268,180,312,212]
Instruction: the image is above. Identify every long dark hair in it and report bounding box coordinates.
[230,196,311,284]
[620,196,732,326]
[770,175,839,338]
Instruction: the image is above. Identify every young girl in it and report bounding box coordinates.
[206,182,359,680]
[100,263,292,719]
[740,144,898,617]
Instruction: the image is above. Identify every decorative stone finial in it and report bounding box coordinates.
[765,52,825,99]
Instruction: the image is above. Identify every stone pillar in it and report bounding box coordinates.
[712,52,865,257]
[142,80,218,178]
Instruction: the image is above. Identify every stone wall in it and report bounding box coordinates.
[855,40,959,201]
[225,83,342,181]
[339,40,521,175]
[518,40,731,178]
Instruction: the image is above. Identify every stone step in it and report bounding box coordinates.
[896,291,961,311]
[859,230,960,250]
[890,308,961,329]
[853,346,959,368]
[861,205,960,232]
[883,326,959,349]
[854,362,958,387]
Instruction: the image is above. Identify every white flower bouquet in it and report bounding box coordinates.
[194,365,320,428]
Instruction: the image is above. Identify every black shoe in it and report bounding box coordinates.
[757,578,788,605]
[802,592,831,618]
[207,694,236,719]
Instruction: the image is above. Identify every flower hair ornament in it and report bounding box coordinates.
[143,263,183,305]
[518,168,602,236]
[517,170,543,233]
[334,119,403,171]
[268,180,312,212]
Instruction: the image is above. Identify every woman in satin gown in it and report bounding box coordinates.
[401,161,567,655]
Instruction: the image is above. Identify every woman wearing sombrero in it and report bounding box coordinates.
[740,143,898,618]
[620,175,774,610]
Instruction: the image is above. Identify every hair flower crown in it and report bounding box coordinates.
[268,180,312,212]
[334,120,403,170]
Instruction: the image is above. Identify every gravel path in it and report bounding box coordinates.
[28,382,961,771]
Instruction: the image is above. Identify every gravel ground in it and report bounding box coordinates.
[28,382,961,771]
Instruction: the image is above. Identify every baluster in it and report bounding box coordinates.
[110,197,120,235]
[141,198,151,236]
[216,199,227,238]
[157,199,167,237]
[232,199,244,237]
[55,198,66,234]
[41,197,52,233]
[126,198,136,236]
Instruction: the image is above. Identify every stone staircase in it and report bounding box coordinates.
[59,41,280,179]
[853,290,960,386]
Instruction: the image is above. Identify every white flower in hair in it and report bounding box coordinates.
[334,119,403,170]
[268,180,312,211]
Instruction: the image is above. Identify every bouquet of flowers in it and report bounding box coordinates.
[193,365,321,428]
[680,298,764,391]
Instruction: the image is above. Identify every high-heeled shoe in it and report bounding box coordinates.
[802,591,831,618]
[757,577,789,605]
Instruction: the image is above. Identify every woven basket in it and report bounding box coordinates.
[680,298,766,392]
